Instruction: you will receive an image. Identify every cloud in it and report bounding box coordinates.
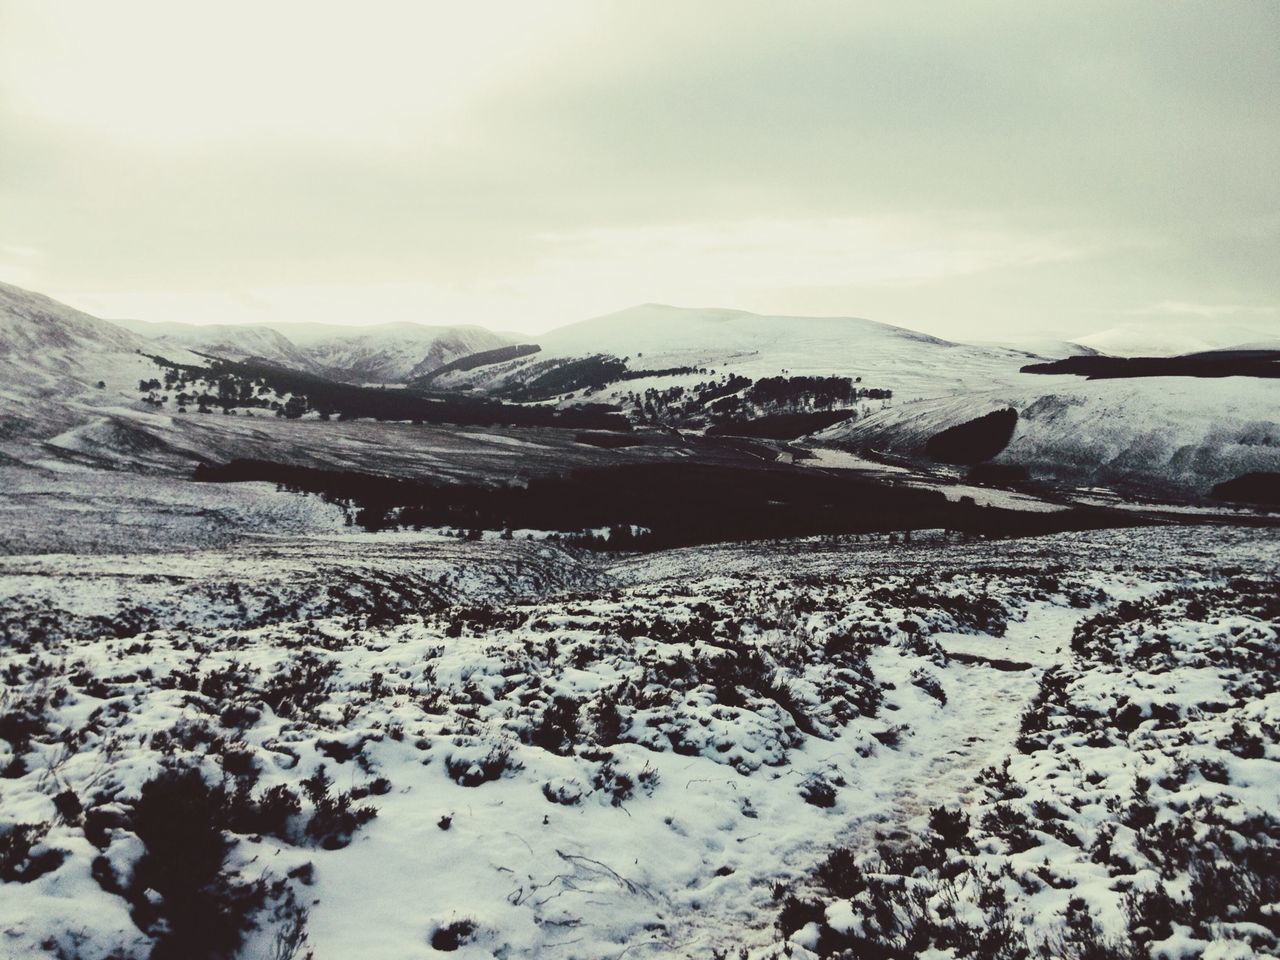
[1,1,1277,339]
[1124,300,1278,319]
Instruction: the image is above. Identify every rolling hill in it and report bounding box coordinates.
[117,317,511,383]
[432,303,1041,401]
[1071,317,1278,357]
[816,374,1280,497]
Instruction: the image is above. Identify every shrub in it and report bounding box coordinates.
[777,895,825,938]
[300,765,377,849]
[445,745,519,787]
[430,919,477,951]
[130,766,266,960]
[800,775,837,808]
[526,695,581,756]
[928,805,973,854]
[0,821,65,882]
[815,846,865,898]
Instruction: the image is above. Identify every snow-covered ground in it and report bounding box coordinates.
[0,526,1274,959]
[818,374,1280,497]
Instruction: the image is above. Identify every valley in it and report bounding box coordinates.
[0,281,1277,960]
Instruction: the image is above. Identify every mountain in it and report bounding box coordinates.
[970,337,1103,359]
[283,322,509,383]
[0,282,218,452]
[1,281,140,361]
[439,304,1040,401]
[118,317,512,383]
[816,374,1280,496]
[114,319,318,370]
[0,282,190,398]
[1071,318,1278,357]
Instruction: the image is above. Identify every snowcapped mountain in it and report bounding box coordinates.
[285,322,510,383]
[0,283,226,458]
[113,319,317,371]
[970,337,1103,359]
[1071,318,1278,357]
[0,282,204,398]
[447,304,1042,401]
[0,281,140,360]
[816,374,1280,496]
[116,316,510,383]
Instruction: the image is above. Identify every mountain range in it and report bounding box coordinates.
[114,316,510,383]
[1,280,1276,499]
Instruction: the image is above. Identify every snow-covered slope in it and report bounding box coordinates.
[818,375,1280,496]
[0,282,142,383]
[1072,318,1278,357]
[114,319,318,370]
[455,304,1043,401]
[0,284,223,458]
[1,527,1274,959]
[970,337,1102,359]
[118,316,512,383]
[289,322,509,382]
[0,282,207,400]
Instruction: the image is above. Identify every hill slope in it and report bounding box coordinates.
[817,375,1280,496]
[1072,318,1278,357]
[118,317,511,383]
[114,319,318,371]
[440,304,1038,401]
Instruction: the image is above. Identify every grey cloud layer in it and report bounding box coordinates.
[1,0,1276,338]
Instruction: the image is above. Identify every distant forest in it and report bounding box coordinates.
[141,349,894,441]
[139,354,631,431]
[1023,350,1280,380]
[195,457,1144,550]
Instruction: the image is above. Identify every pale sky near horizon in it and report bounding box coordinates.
[2,1,1278,341]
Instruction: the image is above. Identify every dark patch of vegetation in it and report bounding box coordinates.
[1022,349,1280,380]
[1210,471,1280,506]
[800,775,837,808]
[445,746,520,787]
[144,353,630,430]
[493,355,699,402]
[300,765,377,849]
[430,919,477,951]
[706,410,856,439]
[196,457,1145,550]
[925,409,1018,464]
[0,821,66,882]
[129,766,267,960]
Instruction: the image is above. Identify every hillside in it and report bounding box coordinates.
[1072,318,1278,357]
[1,526,1274,959]
[118,316,511,383]
[292,322,508,382]
[0,282,144,390]
[0,282,210,407]
[817,375,1280,497]
[114,319,318,371]
[435,304,1041,402]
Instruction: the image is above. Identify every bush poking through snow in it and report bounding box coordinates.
[129,766,267,960]
[430,919,478,952]
[445,745,521,787]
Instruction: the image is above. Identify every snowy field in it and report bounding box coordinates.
[0,526,1275,959]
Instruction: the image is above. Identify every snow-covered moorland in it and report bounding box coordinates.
[0,527,1275,959]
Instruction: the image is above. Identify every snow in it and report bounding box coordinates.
[1072,318,1278,357]
[117,315,512,383]
[466,303,1046,401]
[0,526,1274,959]
[820,374,1280,496]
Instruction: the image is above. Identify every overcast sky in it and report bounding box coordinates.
[2,1,1278,340]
